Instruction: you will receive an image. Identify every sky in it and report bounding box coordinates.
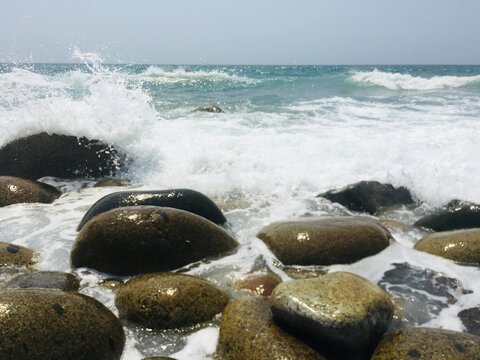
[0,0,479,65]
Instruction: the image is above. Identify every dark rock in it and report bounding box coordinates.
[270,272,393,349]
[257,216,391,265]
[0,176,62,206]
[283,266,327,279]
[115,273,229,329]
[192,104,224,113]
[317,181,414,215]
[458,307,480,336]
[71,206,238,276]
[77,189,226,231]
[94,179,130,188]
[0,132,126,180]
[415,200,480,231]
[0,241,37,268]
[217,297,326,360]
[370,327,480,359]
[0,288,125,360]
[4,271,80,291]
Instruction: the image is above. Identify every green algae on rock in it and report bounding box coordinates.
[0,176,61,207]
[217,297,326,360]
[257,216,392,265]
[0,288,125,360]
[370,327,480,359]
[3,271,80,291]
[115,273,229,329]
[0,241,38,268]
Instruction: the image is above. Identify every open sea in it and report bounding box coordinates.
[1,52,480,358]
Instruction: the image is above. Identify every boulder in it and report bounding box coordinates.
[257,216,391,265]
[270,272,393,349]
[77,189,226,230]
[235,271,282,297]
[115,273,229,329]
[414,228,480,265]
[0,176,62,206]
[0,132,126,180]
[458,307,480,336]
[317,181,414,215]
[0,241,37,268]
[0,288,125,360]
[415,200,480,231]
[192,104,224,113]
[93,180,130,188]
[370,327,480,359]
[217,297,326,360]
[4,271,80,291]
[71,206,238,276]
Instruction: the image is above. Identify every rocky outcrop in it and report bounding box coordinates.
[0,242,37,268]
[71,206,238,276]
[0,288,125,360]
[0,176,62,206]
[115,273,229,329]
[257,216,391,265]
[77,189,226,230]
[4,271,80,291]
[192,104,224,113]
[415,200,480,231]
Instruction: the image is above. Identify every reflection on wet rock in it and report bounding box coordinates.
[415,200,480,231]
[0,241,38,269]
[0,176,62,206]
[3,271,80,291]
[235,271,282,297]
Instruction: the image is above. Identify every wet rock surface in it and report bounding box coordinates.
[0,288,125,360]
[71,206,238,275]
[94,179,130,188]
[257,216,391,265]
[270,272,393,349]
[317,181,414,215]
[0,241,37,268]
[415,200,480,231]
[3,271,80,291]
[192,104,224,113]
[77,189,227,230]
[458,307,480,336]
[370,327,480,359]
[217,297,326,360]
[235,271,282,297]
[115,273,229,329]
[0,176,62,206]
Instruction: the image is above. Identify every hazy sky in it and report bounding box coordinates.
[1,0,479,64]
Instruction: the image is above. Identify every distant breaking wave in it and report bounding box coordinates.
[351,69,480,90]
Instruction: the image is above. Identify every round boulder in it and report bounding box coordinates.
[0,176,62,206]
[4,271,80,291]
[71,206,238,276]
[0,241,37,268]
[115,273,229,329]
[257,216,392,265]
[270,272,393,349]
[77,189,226,230]
[0,288,125,360]
[415,200,480,231]
[370,327,480,359]
[414,228,480,265]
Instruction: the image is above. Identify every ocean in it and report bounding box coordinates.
[1,53,480,358]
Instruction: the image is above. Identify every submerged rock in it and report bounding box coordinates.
[4,271,80,291]
[217,297,326,360]
[115,273,229,329]
[270,272,393,349]
[235,271,282,297]
[192,104,224,113]
[93,179,130,188]
[370,327,480,359]
[71,206,238,276]
[77,189,226,230]
[458,307,480,336]
[414,228,480,265]
[0,132,126,180]
[0,241,37,268]
[415,200,480,231]
[0,288,125,360]
[317,181,414,215]
[0,176,62,206]
[257,216,391,265]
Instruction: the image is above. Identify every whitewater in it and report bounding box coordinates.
[1,55,480,359]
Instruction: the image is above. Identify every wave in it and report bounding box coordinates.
[351,69,480,91]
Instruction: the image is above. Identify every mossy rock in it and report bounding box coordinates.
[0,288,125,360]
[115,273,229,329]
[370,327,480,359]
[4,271,80,291]
[93,179,130,188]
[217,297,326,360]
[270,272,393,349]
[0,241,37,268]
[414,199,480,231]
[77,189,226,230]
[71,206,238,276]
[0,176,62,206]
[257,216,392,265]
[414,228,480,265]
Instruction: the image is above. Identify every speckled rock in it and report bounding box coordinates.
[115,273,229,329]
[270,272,394,349]
[3,271,80,291]
[77,189,227,230]
[257,216,392,265]
[414,228,480,265]
[71,206,238,276]
[415,200,480,231]
[235,271,282,297]
[94,179,130,188]
[0,176,62,206]
[370,327,480,359]
[317,181,414,215]
[217,297,326,360]
[193,104,224,113]
[0,241,37,268]
[0,288,125,360]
